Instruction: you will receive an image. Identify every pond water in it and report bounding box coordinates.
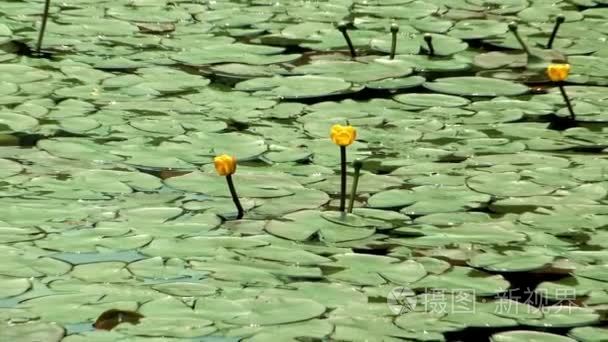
[1,0,608,341]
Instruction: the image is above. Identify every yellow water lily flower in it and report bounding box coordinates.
[214,154,237,176]
[547,63,570,82]
[330,124,357,146]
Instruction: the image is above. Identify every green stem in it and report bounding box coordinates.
[390,24,399,60]
[338,22,356,59]
[226,174,244,219]
[347,159,363,214]
[547,15,565,49]
[508,22,531,56]
[423,33,434,57]
[339,146,347,212]
[36,0,51,56]
[558,84,575,120]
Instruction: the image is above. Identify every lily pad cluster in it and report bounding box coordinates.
[0,0,608,341]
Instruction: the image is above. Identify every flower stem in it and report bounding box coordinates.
[423,33,434,57]
[338,22,356,59]
[36,0,51,56]
[347,159,363,214]
[226,174,244,219]
[339,146,347,212]
[508,22,532,56]
[390,24,399,60]
[558,83,575,120]
[547,14,565,49]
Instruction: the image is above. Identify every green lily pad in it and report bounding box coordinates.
[414,266,510,296]
[0,276,31,298]
[395,221,527,247]
[291,59,413,84]
[191,255,321,285]
[231,297,325,325]
[331,316,445,341]
[250,188,330,218]
[449,19,509,40]
[368,185,491,215]
[467,172,558,197]
[355,2,438,19]
[445,311,517,328]
[396,54,471,72]
[365,75,426,90]
[326,253,427,286]
[235,75,356,99]
[491,330,577,342]
[0,322,64,342]
[569,327,608,342]
[394,93,470,107]
[0,158,23,178]
[0,246,71,277]
[229,319,332,342]
[195,296,325,326]
[235,245,331,266]
[165,171,295,199]
[265,210,376,242]
[469,250,555,272]
[424,77,529,96]
[477,299,543,320]
[519,5,583,23]
[152,281,217,297]
[0,112,38,132]
[394,312,466,334]
[524,306,600,328]
[141,236,268,258]
[115,317,215,338]
[19,293,138,324]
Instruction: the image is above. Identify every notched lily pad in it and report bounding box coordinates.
[368,185,491,215]
[265,210,376,242]
[235,75,356,99]
[425,76,529,97]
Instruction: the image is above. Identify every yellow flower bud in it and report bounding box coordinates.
[547,63,570,82]
[214,154,237,176]
[330,124,357,147]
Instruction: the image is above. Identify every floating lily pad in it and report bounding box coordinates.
[326,253,426,286]
[467,172,558,197]
[469,250,555,272]
[365,75,426,90]
[395,222,527,247]
[524,306,600,328]
[0,322,64,342]
[449,19,509,40]
[424,77,529,96]
[115,317,215,338]
[291,59,413,84]
[230,319,332,342]
[235,75,356,99]
[394,93,470,107]
[265,210,375,242]
[414,266,510,296]
[141,236,268,258]
[368,185,491,215]
[491,330,577,342]
[569,327,608,342]
[166,171,295,199]
[331,316,444,341]
[0,277,31,298]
